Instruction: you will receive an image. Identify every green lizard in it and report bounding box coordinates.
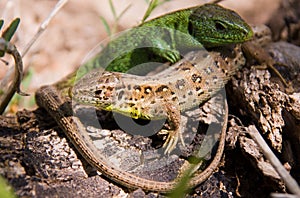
[60,3,253,87]
[36,3,253,192]
[88,3,251,70]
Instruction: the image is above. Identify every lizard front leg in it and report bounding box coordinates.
[160,99,185,154]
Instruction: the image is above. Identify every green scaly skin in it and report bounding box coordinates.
[56,3,253,92]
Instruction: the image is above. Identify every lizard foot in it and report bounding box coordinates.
[160,128,185,154]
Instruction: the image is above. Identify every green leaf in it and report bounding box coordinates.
[100,16,111,37]
[0,39,5,57]
[0,176,16,198]
[108,0,117,20]
[2,18,20,42]
[0,20,4,30]
[101,1,131,36]
[141,0,171,23]
[116,4,132,22]
[141,0,160,23]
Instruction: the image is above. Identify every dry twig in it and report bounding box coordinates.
[248,125,300,197]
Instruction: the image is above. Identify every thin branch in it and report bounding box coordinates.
[0,0,68,113]
[21,0,68,57]
[247,125,300,196]
[1,0,68,86]
[0,39,28,114]
[271,193,300,198]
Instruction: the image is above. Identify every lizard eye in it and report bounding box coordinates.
[215,21,227,31]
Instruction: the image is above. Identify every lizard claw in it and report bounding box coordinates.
[161,127,185,154]
[164,50,181,64]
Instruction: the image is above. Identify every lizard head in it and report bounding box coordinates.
[71,70,120,111]
[188,4,253,48]
[71,70,153,119]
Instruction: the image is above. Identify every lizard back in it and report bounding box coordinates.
[72,44,245,120]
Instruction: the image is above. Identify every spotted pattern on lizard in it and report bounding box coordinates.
[72,45,245,154]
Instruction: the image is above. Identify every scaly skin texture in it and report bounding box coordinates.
[59,3,252,88]
[73,45,245,153]
[36,3,255,192]
[83,4,252,73]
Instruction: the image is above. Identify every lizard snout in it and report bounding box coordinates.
[72,70,121,108]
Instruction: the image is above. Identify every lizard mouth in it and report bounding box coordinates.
[202,34,252,48]
[197,24,254,48]
[72,90,97,105]
[72,91,112,110]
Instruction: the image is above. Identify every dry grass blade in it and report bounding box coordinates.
[209,0,225,4]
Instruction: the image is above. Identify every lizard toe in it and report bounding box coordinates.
[162,129,180,154]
